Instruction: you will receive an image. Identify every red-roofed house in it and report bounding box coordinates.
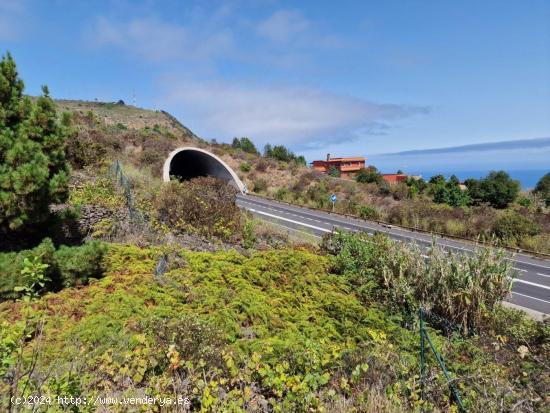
[311,154,366,179]
[382,173,408,184]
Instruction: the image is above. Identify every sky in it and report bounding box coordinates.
[1,0,549,177]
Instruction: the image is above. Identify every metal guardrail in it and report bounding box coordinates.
[247,193,550,260]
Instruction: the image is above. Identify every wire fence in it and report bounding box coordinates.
[109,160,171,284]
[419,307,466,412]
[109,160,146,229]
[155,253,169,278]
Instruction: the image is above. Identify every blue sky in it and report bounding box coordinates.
[2,0,549,175]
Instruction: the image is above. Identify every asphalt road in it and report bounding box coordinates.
[237,194,550,315]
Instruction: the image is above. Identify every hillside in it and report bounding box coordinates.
[1,87,549,413]
[53,100,550,255]
[55,99,200,138]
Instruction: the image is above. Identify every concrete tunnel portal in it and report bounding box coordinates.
[163,147,246,193]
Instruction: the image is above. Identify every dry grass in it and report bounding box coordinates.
[56,99,189,134]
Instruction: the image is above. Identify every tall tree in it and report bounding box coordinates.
[356,166,382,184]
[0,52,69,232]
[466,171,519,209]
[534,171,550,206]
[231,137,259,154]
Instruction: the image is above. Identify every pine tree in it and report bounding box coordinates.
[0,52,69,232]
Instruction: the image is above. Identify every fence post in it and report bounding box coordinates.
[424,332,466,412]
[109,160,145,229]
[419,306,466,412]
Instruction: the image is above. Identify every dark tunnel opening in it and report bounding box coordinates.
[168,150,237,187]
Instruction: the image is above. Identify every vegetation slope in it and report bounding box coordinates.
[1,240,549,412]
[1,54,549,413]
[42,99,550,255]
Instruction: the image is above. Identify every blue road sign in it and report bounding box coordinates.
[330,193,337,202]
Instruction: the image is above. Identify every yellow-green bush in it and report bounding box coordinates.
[69,177,124,209]
[0,244,547,412]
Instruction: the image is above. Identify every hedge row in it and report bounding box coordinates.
[0,238,106,301]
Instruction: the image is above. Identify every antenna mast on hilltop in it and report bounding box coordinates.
[132,90,136,107]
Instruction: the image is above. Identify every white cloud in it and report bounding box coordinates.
[256,9,346,50]
[0,0,26,41]
[87,15,234,63]
[85,6,345,68]
[161,79,427,148]
[257,9,310,44]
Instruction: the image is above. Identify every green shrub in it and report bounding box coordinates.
[322,231,513,333]
[356,166,382,184]
[65,128,109,168]
[278,161,288,170]
[13,255,51,301]
[275,187,289,201]
[69,178,124,209]
[54,241,107,287]
[518,233,550,254]
[0,239,106,300]
[264,143,301,162]
[358,205,380,220]
[492,211,540,241]
[517,197,532,207]
[239,162,251,172]
[486,305,549,348]
[232,137,259,154]
[431,175,471,207]
[445,219,466,236]
[466,171,520,208]
[154,177,241,240]
[533,171,550,206]
[242,220,257,249]
[253,178,268,193]
[328,165,340,177]
[0,238,56,300]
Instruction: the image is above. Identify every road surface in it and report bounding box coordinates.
[237,194,550,315]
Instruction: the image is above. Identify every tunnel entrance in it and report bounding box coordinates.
[163,147,246,193]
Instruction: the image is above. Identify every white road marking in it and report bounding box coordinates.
[444,245,472,253]
[506,258,550,271]
[241,198,550,278]
[513,268,527,272]
[513,278,550,291]
[247,208,331,233]
[260,219,323,239]
[510,292,550,304]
